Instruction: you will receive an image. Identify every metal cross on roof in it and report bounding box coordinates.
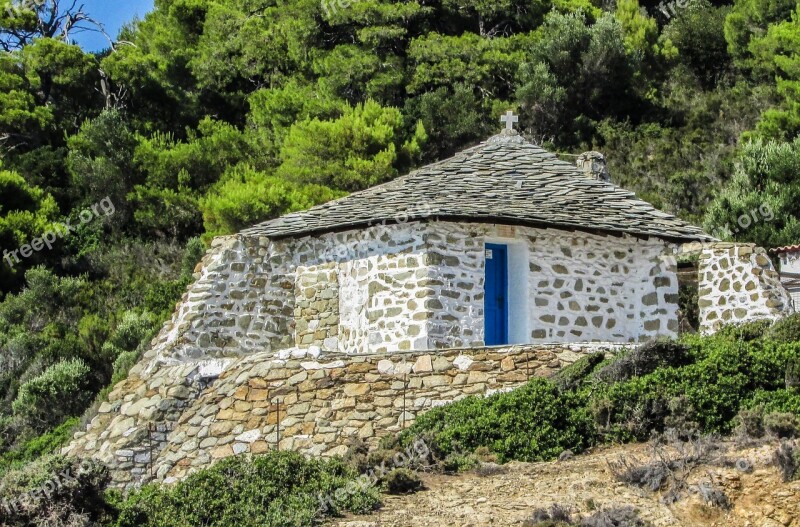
[500,110,519,131]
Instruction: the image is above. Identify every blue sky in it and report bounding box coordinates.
[71,0,155,51]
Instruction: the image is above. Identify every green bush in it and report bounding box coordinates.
[397,378,595,463]
[552,353,605,392]
[593,339,690,384]
[11,359,92,434]
[0,418,79,475]
[398,330,800,465]
[114,451,380,527]
[0,455,111,526]
[591,336,800,441]
[766,314,800,345]
[747,389,800,415]
[764,412,799,438]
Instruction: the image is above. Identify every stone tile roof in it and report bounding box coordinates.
[243,132,713,242]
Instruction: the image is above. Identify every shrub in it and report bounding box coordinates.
[594,340,689,384]
[11,359,92,434]
[474,462,507,477]
[765,314,800,344]
[715,320,771,342]
[111,351,140,385]
[0,418,79,475]
[764,412,798,438]
[746,389,800,416]
[734,407,765,439]
[397,378,595,464]
[608,456,669,492]
[772,441,800,482]
[696,481,731,510]
[441,451,479,473]
[580,506,651,526]
[383,468,423,494]
[114,451,380,527]
[609,434,718,504]
[553,353,605,392]
[0,455,111,527]
[474,446,498,463]
[523,504,573,527]
[591,335,795,441]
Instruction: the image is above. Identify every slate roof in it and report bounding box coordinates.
[243,132,713,243]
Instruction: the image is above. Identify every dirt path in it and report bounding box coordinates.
[330,441,800,527]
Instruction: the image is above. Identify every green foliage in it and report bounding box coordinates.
[0,454,112,526]
[592,336,799,441]
[11,359,92,434]
[277,100,427,191]
[399,325,800,465]
[114,451,380,527]
[747,389,800,415]
[703,137,800,248]
[0,168,59,271]
[724,0,796,71]
[403,84,494,162]
[766,314,800,344]
[662,1,732,89]
[67,110,141,228]
[200,165,344,239]
[748,6,800,139]
[516,12,642,143]
[398,378,596,463]
[0,418,79,475]
[552,352,606,392]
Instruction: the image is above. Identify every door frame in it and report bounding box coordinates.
[484,243,509,345]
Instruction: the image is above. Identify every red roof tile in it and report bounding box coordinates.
[771,245,800,254]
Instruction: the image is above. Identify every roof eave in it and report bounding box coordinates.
[261,215,710,245]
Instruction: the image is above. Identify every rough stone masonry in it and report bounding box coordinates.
[63,130,795,488]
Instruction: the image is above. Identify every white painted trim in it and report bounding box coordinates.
[485,236,530,344]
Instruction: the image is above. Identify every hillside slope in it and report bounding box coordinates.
[332,441,800,527]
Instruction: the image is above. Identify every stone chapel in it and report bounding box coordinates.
[64,121,795,487]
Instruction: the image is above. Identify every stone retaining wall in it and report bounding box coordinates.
[64,343,628,488]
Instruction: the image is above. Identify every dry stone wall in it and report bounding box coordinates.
[64,343,628,488]
[696,243,795,334]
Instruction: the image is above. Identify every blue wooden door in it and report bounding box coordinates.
[484,244,508,345]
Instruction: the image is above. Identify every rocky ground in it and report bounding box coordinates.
[330,440,800,527]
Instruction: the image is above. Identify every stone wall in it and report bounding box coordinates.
[64,343,628,488]
[294,263,339,351]
[696,243,795,334]
[141,220,681,371]
[424,223,680,345]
